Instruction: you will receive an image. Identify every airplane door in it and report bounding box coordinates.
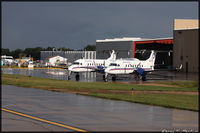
[124,64,126,74]
[87,63,89,72]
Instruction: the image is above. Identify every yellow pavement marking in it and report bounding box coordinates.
[2,108,87,132]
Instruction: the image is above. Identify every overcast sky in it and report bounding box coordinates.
[2,2,198,51]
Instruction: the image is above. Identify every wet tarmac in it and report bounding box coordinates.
[1,68,199,82]
[2,111,71,131]
[2,85,198,132]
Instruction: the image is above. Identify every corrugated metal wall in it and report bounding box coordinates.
[96,41,133,59]
[173,29,199,72]
[41,51,96,63]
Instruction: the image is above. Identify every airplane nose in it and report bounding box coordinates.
[104,68,109,73]
[68,66,72,71]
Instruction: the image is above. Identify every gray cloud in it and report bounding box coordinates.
[2,2,198,50]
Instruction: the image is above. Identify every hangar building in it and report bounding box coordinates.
[96,37,173,69]
[173,19,199,73]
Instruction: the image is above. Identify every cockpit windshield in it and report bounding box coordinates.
[109,63,117,66]
[73,62,79,65]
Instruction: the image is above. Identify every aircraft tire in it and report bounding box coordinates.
[104,78,108,82]
[75,74,80,81]
[103,75,105,80]
[112,76,116,81]
[135,73,140,81]
[142,74,146,81]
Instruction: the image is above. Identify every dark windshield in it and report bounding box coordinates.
[109,63,117,66]
[73,62,79,65]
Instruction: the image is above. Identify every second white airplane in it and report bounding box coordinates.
[104,50,156,81]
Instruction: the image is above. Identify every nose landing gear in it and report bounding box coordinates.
[104,73,108,82]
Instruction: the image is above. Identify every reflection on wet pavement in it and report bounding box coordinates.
[1,68,199,82]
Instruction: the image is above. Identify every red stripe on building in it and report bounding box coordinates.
[133,42,136,58]
[135,39,173,45]
[135,40,155,44]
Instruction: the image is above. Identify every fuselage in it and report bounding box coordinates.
[104,58,154,74]
[105,50,156,75]
[68,59,115,72]
[68,50,116,73]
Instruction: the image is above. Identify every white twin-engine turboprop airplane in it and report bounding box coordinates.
[104,50,156,81]
[68,50,116,80]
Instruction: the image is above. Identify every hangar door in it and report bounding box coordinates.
[133,39,173,69]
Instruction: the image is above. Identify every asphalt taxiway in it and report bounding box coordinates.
[2,85,198,132]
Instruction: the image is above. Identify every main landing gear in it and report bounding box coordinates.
[75,73,80,81]
[103,73,116,82]
[141,72,147,81]
[111,75,116,81]
[135,71,147,81]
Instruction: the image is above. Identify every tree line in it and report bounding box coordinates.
[1,45,96,60]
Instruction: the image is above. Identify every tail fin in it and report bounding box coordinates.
[107,50,116,60]
[146,50,156,64]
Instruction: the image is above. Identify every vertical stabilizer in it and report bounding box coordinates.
[146,50,156,64]
[107,50,116,60]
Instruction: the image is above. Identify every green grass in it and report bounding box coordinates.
[1,73,199,111]
[81,93,198,111]
[2,74,198,92]
[151,81,199,88]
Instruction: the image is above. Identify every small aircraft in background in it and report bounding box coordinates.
[104,50,156,82]
[68,50,116,80]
